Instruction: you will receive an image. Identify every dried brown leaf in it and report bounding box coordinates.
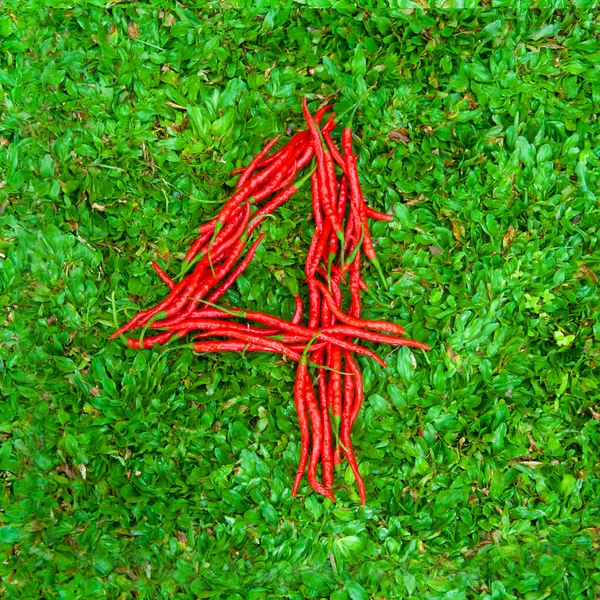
[128,22,140,39]
[389,129,411,143]
[579,263,598,283]
[503,225,516,247]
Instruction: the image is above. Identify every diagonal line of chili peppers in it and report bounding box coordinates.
[111,98,431,505]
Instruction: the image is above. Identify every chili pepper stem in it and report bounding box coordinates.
[371,256,388,290]
[138,310,168,347]
[326,252,335,290]
[343,225,365,272]
[179,250,203,279]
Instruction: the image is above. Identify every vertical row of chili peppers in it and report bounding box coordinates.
[110,98,430,504]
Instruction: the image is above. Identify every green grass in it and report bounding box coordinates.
[1,3,600,599]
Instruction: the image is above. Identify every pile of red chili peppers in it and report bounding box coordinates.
[110,98,430,504]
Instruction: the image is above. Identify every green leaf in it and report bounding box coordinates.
[396,347,414,385]
[560,474,577,497]
[40,154,55,179]
[528,23,561,41]
[0,527,22,544]
[345,581,369,600]
[302,571,330,593]
[479,19,503,41]
[351,45,366,77]
[334,535,365,558]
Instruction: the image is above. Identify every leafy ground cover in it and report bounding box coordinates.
[1,3,599,599]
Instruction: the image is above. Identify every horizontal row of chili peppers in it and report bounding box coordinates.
[110,98,430,504]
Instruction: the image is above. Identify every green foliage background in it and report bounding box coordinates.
[1,2,599,598]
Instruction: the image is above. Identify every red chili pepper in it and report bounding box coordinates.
[249,165,291,204]
[343,350,355,419]
[305,373,335,501]
[193,340,298,358]
[165,202,252,320]
[151,261,174,289]
[349,249,362,318]
[292,294,303,325]
[330,274,343,310]
[273,328,430,350]
[112,207,277,338]
[129,209,248,336]
[314,348,334,488]
[325,227,338,284]
[235,135,281,190]
[127,331,175,348]
[321,298,332,328]
[344,205,357,256]
[249,150,306,204]
[337,176,348,224]
[184,229,214,263]
[337,349,356,467]
[302,98,343,238]
[323,140,341,235]
[254,131,309,170]
[195,330,304,362]
[306,225,327,279]
[290,341,327,353]
[340,412,366,505]
[109,277,188,339]
[323,130,346,172]
[310,171,323,229]
[342,224,365,276]
[342,127,387,288]
[346,351,364,430]
[314,103,335,124]
[307,279,320,329]
[167,319,278,336]
[322,113,336,134]
[328,327,430,349]
[310,219,331,278]
[199,220,217,234]
[195,306,387,367]
[214,144,297,237]
[151,308,235,329]
[366,206,393,222]
[295,143,315,171]
[183,204,246,266]
[291,342,312,497]
[328,345,343,453]
[182,243,248,316]
[250,104,332,172]
[305,169,329,280]
[313,280,405,336]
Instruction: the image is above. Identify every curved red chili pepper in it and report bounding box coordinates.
[151,261,174,289]
[291,295,303,325]
[305,373,335,501]
[291,353,309,496]
[127,330,175,348]
[366,206,393,221]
